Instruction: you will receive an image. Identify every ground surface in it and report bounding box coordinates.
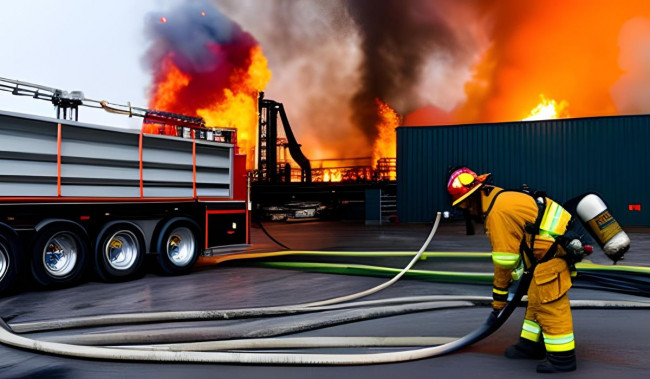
[0,220,649,378]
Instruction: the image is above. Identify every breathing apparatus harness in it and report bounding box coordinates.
[529,191,592,266]
[482,188,590,280]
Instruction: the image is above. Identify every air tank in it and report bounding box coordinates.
[576,194,630,263]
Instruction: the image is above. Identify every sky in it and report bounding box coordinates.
[0,0,183,128]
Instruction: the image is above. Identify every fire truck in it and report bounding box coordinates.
[0,77,249,295]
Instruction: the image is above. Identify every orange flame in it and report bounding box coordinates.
[372,99,400,178]
[323,169,343,182]
[197,46,271,169]
[147,46,271,169]
[144,58,191,135]
[316,167,376,182]
[454,2,650,125]
[523,94,570,121]
[150,57,190,111]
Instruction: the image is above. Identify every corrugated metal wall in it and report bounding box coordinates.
[397,115,649,226]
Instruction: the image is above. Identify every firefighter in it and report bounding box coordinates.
[447,167,577,373]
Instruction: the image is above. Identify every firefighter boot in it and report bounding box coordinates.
[504,337,545,360]
[536,351,577,373]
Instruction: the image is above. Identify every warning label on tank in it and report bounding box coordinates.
[588,210,623,243]
[594,211,614,230]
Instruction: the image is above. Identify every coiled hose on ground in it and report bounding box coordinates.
[1,212,649,365]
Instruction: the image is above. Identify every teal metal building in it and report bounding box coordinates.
[396,115,648,226]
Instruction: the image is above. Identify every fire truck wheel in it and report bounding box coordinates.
[0,228,22,295]
[30,224,89,287]
[156,220,199,275]
[94,223,146,282]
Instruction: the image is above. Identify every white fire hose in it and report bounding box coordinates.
[1,212,649,365]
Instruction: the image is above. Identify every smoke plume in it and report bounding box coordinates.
[213,0,479,158]
[611,17,650,114]
[147,0,650,161]
[144,0,266,116]
[343,0,461,142]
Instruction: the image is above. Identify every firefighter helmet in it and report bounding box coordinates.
[447,167,491,206]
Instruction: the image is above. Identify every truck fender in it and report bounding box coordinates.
[33,219,88,237]
[0,222,21,256]
[0,223,20,240]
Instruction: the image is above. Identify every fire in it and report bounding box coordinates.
[145,2,650,169]
[323,169,343,182]
[372,99,400,180]
[315,167,379,183]
[145,2,271,170]
[454,2,650,124]
[198,46,271,168]
[149,57,190,111]
[143,58,191,135]
[148,47,271,169]
[523,94,570,121]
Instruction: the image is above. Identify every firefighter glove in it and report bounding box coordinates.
[492,300,507,311]
[511,261,524,281]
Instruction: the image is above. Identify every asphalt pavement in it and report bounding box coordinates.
[0,219,649,378]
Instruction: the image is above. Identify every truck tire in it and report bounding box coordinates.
[156,220,199,275]
[94,222,146,282]
[0,228,21,296]
[30,224,89,287]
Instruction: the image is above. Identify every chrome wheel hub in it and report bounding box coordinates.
[0,242,8,281]
[166,227,195,267]
[43,232,78,277]
[105,230,139,270]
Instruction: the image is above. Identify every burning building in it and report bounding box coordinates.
[142,0,650,211]
[209,0,650,155]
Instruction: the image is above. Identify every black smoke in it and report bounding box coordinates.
[144,0,258,115]
[343,0,460,142]
[212,0,475,157]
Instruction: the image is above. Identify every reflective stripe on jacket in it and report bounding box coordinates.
[483,188,571,294]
